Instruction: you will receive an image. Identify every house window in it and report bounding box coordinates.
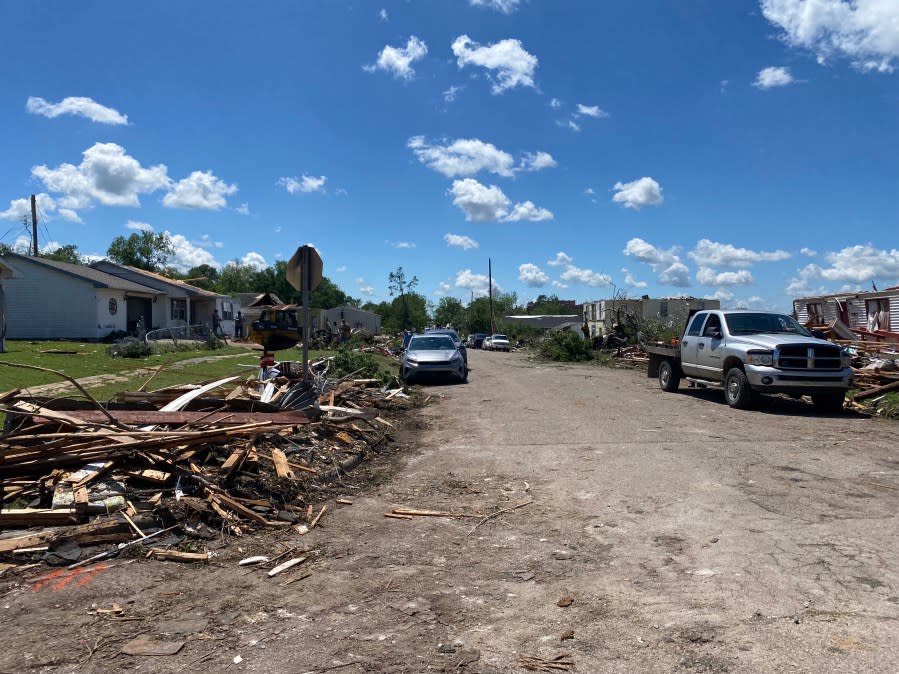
[659,301,669,318]
[221,301,234,320]
[866,298,890,332]
[171,299,187,321]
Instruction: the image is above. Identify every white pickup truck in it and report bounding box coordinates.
[644,310,853,411]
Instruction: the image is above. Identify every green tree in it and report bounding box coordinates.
[434,296,466,332]
[311,276,360,309]
[185,264,219,290]
[388,266,418,330]
[43,244,83,265]
[217,260,259,294]
[107,231,174,271]
[527,294,569,315]
[382,291,428,333]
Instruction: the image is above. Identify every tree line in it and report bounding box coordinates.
[1,233,579,337]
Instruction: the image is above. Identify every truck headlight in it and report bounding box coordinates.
[746,351,773,366]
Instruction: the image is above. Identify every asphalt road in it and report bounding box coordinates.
[2,348,897,673]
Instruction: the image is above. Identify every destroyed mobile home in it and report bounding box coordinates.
[0,357,411,570]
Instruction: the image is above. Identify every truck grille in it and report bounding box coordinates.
[776,344,843,370]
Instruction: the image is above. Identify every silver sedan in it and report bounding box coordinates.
[400,334,468,384]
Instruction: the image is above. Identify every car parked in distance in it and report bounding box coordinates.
[400,334,468,384]
[484,334,511,352]
[466,333,488,349]
[424,328,467,364]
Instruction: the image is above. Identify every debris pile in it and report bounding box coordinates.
[0,359,410,567]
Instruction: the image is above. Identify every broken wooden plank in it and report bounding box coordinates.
[146,548,209,563]
[852,378,899,401]
[0,518,128,553]
[268,556,307,577]
[271,448,295,479]
[0,508,81,527]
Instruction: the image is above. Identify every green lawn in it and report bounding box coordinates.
[0,339,399,408]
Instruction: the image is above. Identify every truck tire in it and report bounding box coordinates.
[811,392,845,413]
[659,360,680,392]
[724,367,755,409]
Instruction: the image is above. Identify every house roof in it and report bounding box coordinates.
[91,261,230,299]
[3,253,160,293]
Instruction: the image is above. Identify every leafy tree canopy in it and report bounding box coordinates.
[43,244,83,265]
[106,231,174,271]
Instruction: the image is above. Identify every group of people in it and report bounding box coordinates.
[211,309,244,339]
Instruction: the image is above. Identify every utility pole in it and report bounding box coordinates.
[488,258,494,333]
[30,194,38,255]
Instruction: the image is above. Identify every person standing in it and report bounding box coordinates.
[234,311,243,339]
[212,309,223,337]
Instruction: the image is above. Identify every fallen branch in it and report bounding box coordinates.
[467,500,534,537]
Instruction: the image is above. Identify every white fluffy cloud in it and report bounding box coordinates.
[622,268,648,288]
[236,203,250,215]
[392,241,416,249]
[623,238,691,287]
[126,220,153,232]
[762,0,899,72]
[379,8,388,21]
[455,269,498,297]
[364,36,428,80]
[32,142,170,210]
[787,244,899,295]
[469,0,521,13]
[696,267,755,286]
[800,247,817,257]
[449,178,553,222]
[612,177,664,210]
[754,66,795,89]
[688,239,791,267]
[163,170,237,209]
[551,280,568,289]
[444,233,479,250]
[519,263,549,287]
[166,232,219,272]
[408,136,555,177]
[278,175,327,194]
[560,265,613,287]
[26,96,128,125]
[409,136,515,177]
[576,103,609,118]
[359,285,375,297]
[706,289,735,302]
[547,252,573,267]
[521,151,557,171]
[0,193,56,222]
[452,35,538,94]
[241,252,267,270]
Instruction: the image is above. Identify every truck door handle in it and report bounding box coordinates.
[698,343,705,349]
[682,340,688,346]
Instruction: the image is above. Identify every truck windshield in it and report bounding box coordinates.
[724,312,811,336]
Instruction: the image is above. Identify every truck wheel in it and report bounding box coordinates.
[811,392,845,413]
[659,360,680,392]
[724,367,755,409]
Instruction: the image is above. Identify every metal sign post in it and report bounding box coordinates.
[286,245,323,382]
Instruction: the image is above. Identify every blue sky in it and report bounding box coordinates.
[1,0,897,311]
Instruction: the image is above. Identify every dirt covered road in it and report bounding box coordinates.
[2,348,898,673]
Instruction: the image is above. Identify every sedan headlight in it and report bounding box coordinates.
[746,351,773,366]
[450,353,463,363]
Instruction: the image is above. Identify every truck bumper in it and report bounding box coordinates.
[744,365,852,394]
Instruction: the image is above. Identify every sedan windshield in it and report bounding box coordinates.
[724,312,811,336]
[493,334,509,340]
[409,336,456,350]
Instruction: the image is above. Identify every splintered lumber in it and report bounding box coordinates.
[384,513,413,520]
[0,508,80,527]
[35,410,311,426]
[271,448,295,479]
[853,378,899,401]
[146,548,210,563]
[309,505,327,529]
[0,517,129,553]
[206,490,289,527]
[268,556,307,577]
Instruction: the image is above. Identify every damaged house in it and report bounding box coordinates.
[793,287,899,341]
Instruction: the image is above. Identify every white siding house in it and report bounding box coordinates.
[583,297,720,338]
[793,288,899,335]
[0,253,161,340]
[91,261,238,335]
